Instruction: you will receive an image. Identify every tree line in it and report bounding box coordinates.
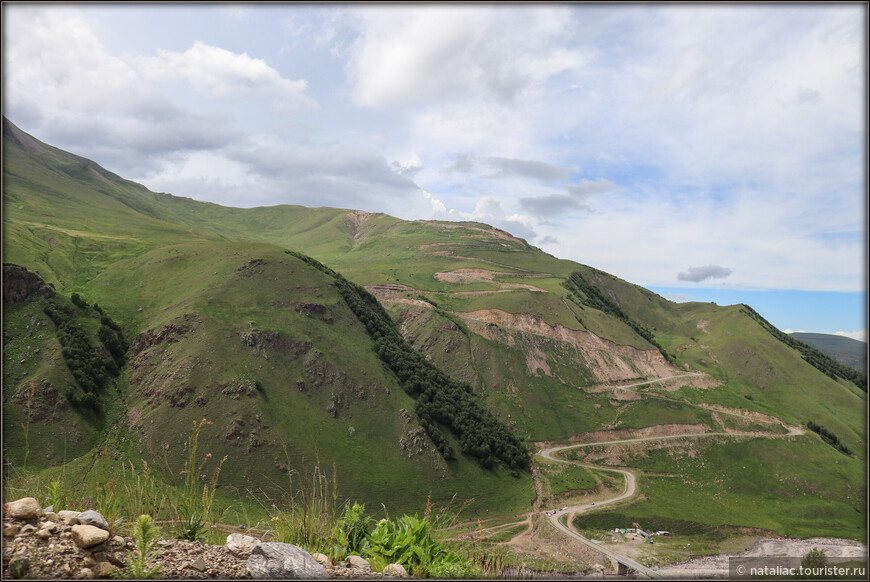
[806,420,853,456]
[285,250,531,473]
[43,293,128,414]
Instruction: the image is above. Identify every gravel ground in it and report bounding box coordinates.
[657,537,868,579]
[3,514,390,579]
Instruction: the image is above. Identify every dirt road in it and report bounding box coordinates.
[536,373,808,578]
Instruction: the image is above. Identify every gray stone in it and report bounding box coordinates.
[79,567,95,579]
[71,524,110,549]
[247,542,327,579]
[56,510,81,525]
[345,555,372,571]
[226,532,260,557]
[19,524,36,535]
[383,563,408,577]
[77,510,109,531]
[311,552,331,566]
[5,497,41,520]
[190,556,207,572]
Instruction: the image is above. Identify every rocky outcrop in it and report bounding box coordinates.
[2,264,55,303]
[247,542,326,579]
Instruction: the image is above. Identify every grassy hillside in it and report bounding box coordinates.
[2,118,865,540]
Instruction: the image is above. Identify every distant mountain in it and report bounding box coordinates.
[789,332,867,374]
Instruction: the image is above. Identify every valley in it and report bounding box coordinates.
[2,117,867,577]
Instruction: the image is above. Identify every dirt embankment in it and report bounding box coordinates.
[544,423,714,447]
[461,309,676,383]
[434,269,547,293]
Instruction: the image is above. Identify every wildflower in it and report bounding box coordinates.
[271,517,280,522]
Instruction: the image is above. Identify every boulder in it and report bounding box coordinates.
[77,510,109,531]
[247,542,326,579]
[383,563,408,577]
[56,510,81,525]
[226,532,260,557]
[345,555,372,571]
[5,497,41,520]
[71,524,110,549]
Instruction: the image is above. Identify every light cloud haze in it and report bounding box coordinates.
[2,3,866,336]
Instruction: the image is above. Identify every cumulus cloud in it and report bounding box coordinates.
[347,5,583,108]
[140,41,309,100]
[677,265,734,283]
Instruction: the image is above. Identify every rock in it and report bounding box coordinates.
[56,510,81,524]
[43,505,54,514]
[71,524,110,549]
[4,524,20,537]
[247,542,327,579]
[79,567,95,579]
[191,556,207,572]
[112,535,125,547]
[94,562,115,578]
[82,556,97,568]
[77,510,109,530]
[227,532,260,557]
[7,556,29,579]
[5,497,41,520]
[311,552,331,566]
[36,528,51,540]
[19,524,36,535]
[383,563,408,577]
[345,555,372,571]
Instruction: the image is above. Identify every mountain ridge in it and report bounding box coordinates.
[2,117,865,540]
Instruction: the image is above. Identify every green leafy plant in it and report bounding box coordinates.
[366,514,477,578]
[331,502,371,561]
[46,480,64,510]
[123,515,162,579]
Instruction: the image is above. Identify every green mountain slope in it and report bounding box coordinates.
[2,118,865,538]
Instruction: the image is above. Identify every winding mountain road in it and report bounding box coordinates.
[536,374,805,577]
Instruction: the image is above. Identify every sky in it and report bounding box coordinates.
[2,3,867,340]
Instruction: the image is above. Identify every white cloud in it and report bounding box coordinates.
[140,41,309,99]
[347,5,582,108]
[833,330,867,342]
